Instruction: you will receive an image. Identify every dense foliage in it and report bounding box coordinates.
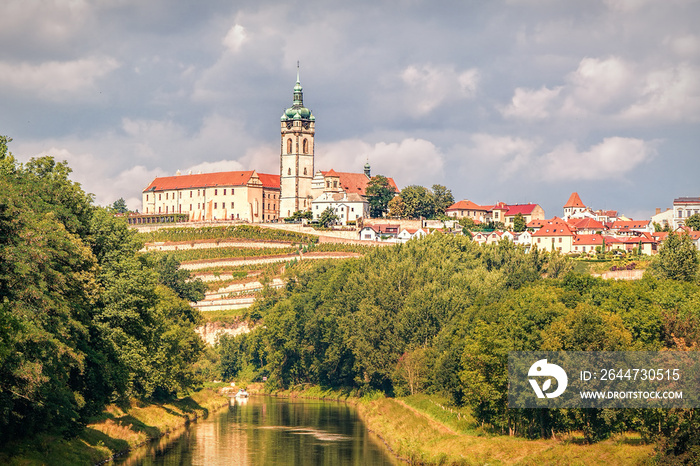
[0,138,205,445]
[220,233,700,458]
[365,175,396,218]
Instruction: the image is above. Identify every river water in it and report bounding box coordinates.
[114,396,397,465]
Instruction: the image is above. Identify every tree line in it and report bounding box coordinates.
[220,231,700,460]
[0,136,206,445]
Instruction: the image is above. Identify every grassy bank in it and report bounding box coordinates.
[268,386,655,465]
[0,387,229,466]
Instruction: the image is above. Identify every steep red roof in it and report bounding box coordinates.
[505,204,539,216]
[564,192,586,208]
[257,173,280,189]
[567,217,606,231]
[332,172,399,196]
[532,217,574,237]
[447,200,485,211]
[143,171,255,192]
[527,219,546,229]
[611,220,651,231]
[573,234,606,246]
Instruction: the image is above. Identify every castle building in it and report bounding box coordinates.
[279,68,316,218]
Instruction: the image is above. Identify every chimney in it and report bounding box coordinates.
[655,208,661,215]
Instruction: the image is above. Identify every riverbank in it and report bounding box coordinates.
[265,386,655,465]
[0,386,230,466]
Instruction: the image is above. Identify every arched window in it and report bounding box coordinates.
[288,168,292,175]
[303,139,308,154]
[287,139,293,153]
[303,168,307,175]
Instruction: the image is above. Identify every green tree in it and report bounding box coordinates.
[318,206,339,227]
[111,197,129,213]
[399,185,435,219]
[286,210,313,221]
[431,184,454,217]
[513,213,527,232]
[387,196,405,218]
[686,213,700,231]
[650,231,699,282]
[365,175,396,218]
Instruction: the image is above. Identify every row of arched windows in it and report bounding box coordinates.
[287,167,308,175]
[286,138,310,154]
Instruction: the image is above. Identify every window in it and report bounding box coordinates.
[158,207,161,213]
[190,191,193,198]
[224,189,226,195]
[165,206,168,213]
[159,194,162,200]
[287,138,293,153]
[231,202,234,208]
[179,192,182,198]
[166,193,168,200]
[333,181,338,188]
[288,168,292,175]
[303,139,308,154]
[189,204,192,211]
[198,203,200,209]
[214,202,217,209]
[215,189,218,195]
[198,190,200,196]
[231,189,234,195]
[559,237,562,243]
[326,181,330,188]
[146,195,148,201]
[303,168,307,175]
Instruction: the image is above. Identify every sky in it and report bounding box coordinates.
[1,0,699,219]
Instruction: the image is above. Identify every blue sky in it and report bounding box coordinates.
[1,0,698,219]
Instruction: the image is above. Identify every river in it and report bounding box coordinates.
[114,396,398,465]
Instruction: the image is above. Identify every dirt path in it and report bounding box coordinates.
[393,399,458,436]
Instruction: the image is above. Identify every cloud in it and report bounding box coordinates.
[316,138,444,188]
[502,56,700,124]
[223,24,248,52]
[541,137,657,180]
[502,86,562,119]
[0,57,119,100]
[399,64,479,116]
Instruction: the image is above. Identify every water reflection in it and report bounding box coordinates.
[116,396,396,465]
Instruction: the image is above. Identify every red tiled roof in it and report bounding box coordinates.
[505,204,539,216]
[564,192,585,208]
[567,217,606,231]
[573,234,605,245]
[257,173,280,189]
[611,220,650,230]
[338,172,399,196]
[532,217,574,237]
[143,171,255,192]
[527,219,546,228]
[447,200,485,211]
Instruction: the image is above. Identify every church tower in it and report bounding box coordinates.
[280,66,315,218]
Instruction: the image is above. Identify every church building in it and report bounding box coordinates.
[142,68,396,224]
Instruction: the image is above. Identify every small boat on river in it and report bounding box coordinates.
[235,388,249,398]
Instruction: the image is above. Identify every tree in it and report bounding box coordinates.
[111,197,129,213]
[318,206,338,227]
[399,185,435,219]
[286,210,313,221]
[431,184,454,217]
[387,196,405,218]
[365,175,396,218]
[686,213,700,231]
[650,231,699,282]
[513,213,527,232]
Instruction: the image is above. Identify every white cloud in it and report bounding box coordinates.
[541,137,657,180]
[0,57,119,100]
[621,63,700,122]
[223,24,248,52]
[502,86,562,119]
[504,56,700,124]
[563,56,634,114]
[665,34,700,58]
[400,64,479,116]
[316,138,444,188]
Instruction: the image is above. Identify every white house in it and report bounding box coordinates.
[397,228,427,243]
[312,192,368,225]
